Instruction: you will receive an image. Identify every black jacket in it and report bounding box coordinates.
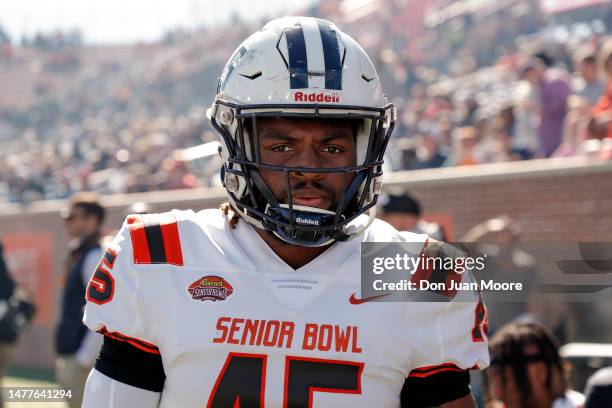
[55,234,100,355]
[0,242,16,301]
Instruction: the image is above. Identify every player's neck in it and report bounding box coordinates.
[254,228,331,270]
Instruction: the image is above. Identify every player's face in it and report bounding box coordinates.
[256,118,356,211]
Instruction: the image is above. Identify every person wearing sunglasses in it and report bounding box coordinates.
[56,192,105,408]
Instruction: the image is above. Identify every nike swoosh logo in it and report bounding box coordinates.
[349,293,390,305]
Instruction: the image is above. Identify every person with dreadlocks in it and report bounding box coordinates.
[487,321,584,408]
[81,17,489,408]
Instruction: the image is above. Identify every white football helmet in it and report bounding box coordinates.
[210,16,396,247]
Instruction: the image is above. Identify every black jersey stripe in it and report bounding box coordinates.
[143,217,167,263]
[95,337,165,392]
[402,369,470,407]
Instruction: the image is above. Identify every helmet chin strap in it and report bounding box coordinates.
[264,201,345,248]
[266,204,338,235]
[266,204,341,247]
[246,168,336,246]
[246,164,374,246]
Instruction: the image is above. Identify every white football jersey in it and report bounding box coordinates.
[84,209,489,408]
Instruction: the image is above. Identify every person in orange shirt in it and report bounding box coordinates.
[444,126,479,166]
[588,40,612,140]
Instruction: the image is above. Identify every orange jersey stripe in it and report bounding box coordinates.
[98,327,160,355]
[128,215,152,264]
[408,362,464,378]
[411,362,461,372]
[408,366,465,378]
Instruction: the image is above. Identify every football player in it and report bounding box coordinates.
[82,17,489,407]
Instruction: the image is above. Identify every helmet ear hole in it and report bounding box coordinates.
[224,172,241,193]
[218,106,235,126]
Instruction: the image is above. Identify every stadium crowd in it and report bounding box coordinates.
[1,0,612,203]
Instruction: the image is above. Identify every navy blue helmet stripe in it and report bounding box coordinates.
[317,21,342,90]
[285,24,308,89]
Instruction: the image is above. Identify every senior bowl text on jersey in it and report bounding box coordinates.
[82,16,490,408]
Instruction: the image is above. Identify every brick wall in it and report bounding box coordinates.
[385,158,612,241]
[0,157,610,369]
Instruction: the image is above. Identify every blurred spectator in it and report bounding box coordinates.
[584,367,612,408]
[413,126,448,169]
[573,47,605,106]
[475,117,515,164]
[0,25,10,45]
[464,215,569,343]
[0,241,36,408]
[55,193,105,408]
[160,158,199,190]
[461,216,539,336]
[589,39,612,140]
[487,321,585,408]
[378,192,446,241]
[461,215,568,341]
[533,54,572,157]
[0,1,609,204]
[444,126,479,166]
[554,95,591,157]
[0,241,16,408]
[513,64,541,159]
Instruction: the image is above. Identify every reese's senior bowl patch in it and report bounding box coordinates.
[188,276,234,302]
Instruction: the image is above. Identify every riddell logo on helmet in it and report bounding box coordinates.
[296,217,319,226]
[294,91,340,103]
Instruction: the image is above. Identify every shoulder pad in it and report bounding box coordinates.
[195,208,227,230]
[364,218,403,242]
[127,212,184,266]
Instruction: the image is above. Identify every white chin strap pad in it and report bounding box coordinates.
[278,203,335,215]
